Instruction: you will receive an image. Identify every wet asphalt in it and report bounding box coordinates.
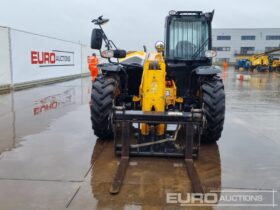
[0,67,279,210]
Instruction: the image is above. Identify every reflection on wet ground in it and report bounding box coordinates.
[83,140,221,210]
[0,68,279,209]
[0,79,92,154]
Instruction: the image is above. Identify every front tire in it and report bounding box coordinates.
[90,76,118,139]
[201,77,225,143]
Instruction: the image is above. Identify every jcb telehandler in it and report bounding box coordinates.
[90,11,225,194]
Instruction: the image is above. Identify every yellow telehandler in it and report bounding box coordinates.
[247,48,280,72]
[90,11,225,194]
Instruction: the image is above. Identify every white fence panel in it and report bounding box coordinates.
[0,93,14,154]
[0,27,11,87]
[81,45,94,74]
[10,29,82,84]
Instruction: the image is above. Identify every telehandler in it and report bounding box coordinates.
[90,11,225,194]
[247,48,280,72]
[271,58,280,71]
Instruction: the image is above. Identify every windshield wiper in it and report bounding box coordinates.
[192,38,209,59]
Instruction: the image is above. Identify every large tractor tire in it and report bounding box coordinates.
[90,76,119,139]
[201,77,225,143]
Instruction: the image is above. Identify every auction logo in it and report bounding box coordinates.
[33,89,75,116]
[31,50,75,67]
[166,189,278,207]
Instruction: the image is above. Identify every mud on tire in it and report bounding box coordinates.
[90,76,118,139]
[201,77,225,143]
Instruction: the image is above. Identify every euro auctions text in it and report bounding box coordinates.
[166,189,278,207]
[31,50,75,67]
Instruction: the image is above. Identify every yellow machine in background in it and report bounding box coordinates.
[235,48,280,71]
[271,59,280,71]
[250,55,270,69]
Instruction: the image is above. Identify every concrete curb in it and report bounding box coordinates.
[0,84,11,93]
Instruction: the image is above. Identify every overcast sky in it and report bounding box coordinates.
[0,0,280,50]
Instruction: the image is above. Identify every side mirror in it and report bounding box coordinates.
[113,50,127,58]
[91,29,103,50]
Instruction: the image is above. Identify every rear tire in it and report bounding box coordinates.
[201,77,225,143]
[90,76,118,139]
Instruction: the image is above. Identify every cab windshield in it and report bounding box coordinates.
[167,17,209,60]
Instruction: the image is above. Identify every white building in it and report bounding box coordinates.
[212,28,280,63]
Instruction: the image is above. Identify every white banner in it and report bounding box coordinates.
[0,27,11,86]
[10,29,82,84]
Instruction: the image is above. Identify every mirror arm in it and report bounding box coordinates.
[98,25,119,51]
[109,40,118,50]
[97,25,112,62]
[98,26,119,64]
[99,25,119,51]
[95,22,122,63]
[98,25,112,50]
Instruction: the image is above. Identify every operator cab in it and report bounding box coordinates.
[165,11,215,64]
[162,11,216,96]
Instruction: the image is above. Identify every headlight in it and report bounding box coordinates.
[155,41,165,53]
[101,50,114,58]
[205,50,217,58]
[101,49,127,58]
[169,10,177,15]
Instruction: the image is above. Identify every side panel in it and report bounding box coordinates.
[0,27,11,87]
[10,29,82,84]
